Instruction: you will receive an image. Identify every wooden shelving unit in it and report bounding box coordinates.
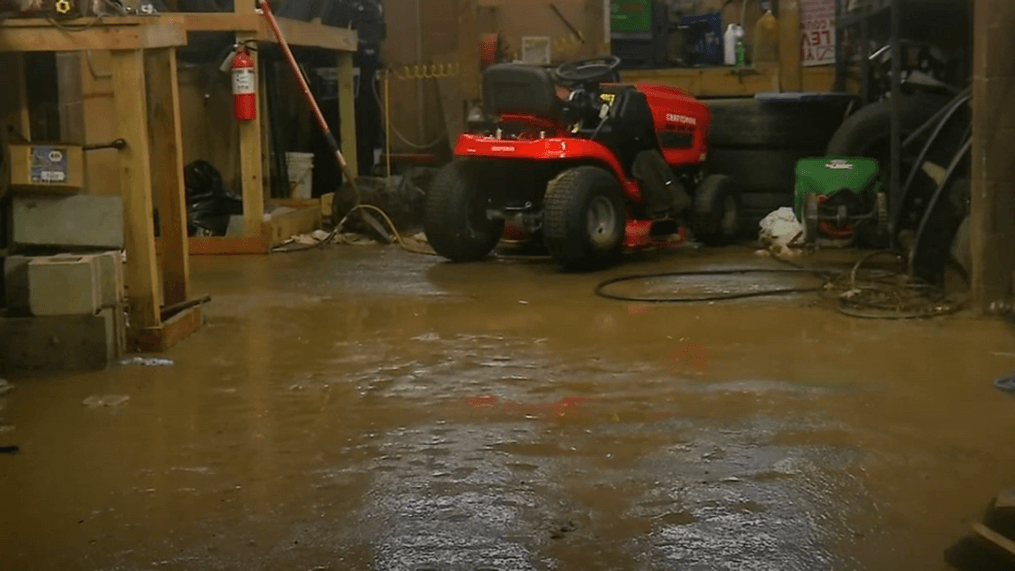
[0,3,359,351]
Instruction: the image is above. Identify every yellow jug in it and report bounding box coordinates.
[753,9,780,67]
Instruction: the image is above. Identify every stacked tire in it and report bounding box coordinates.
[704,96,858,237]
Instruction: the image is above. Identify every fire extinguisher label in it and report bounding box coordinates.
[233,69,255,95]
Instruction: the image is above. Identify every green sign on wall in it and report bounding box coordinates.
[611,0,652,34]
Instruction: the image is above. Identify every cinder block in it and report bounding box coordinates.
[0,310,117,375]
[3,255,31,316]
[9,194,123,251]
[90,251,124,307]
[27,255,101,316]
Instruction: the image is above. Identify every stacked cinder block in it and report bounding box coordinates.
[1,194,127,375]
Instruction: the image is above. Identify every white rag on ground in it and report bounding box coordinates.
[759,207,804,247]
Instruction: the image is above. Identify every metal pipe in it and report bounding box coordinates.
[895,91,972,230]
[902,86,972,148]
[907,136,971,273]
[888,0,901,246]
[415,0,425,143]
[385,69,392,177]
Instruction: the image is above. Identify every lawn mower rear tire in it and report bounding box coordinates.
[424,160,505,263]
[692,174,740,246]
[543,166,626,272]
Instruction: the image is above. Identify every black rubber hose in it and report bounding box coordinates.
[594,268,829,303]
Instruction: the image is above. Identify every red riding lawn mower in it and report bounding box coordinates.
[423,55,741,271]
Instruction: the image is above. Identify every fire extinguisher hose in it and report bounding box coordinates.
[256,0,360,204]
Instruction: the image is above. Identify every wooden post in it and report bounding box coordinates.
[111,49,161,330]
[778,0,802,92]
[457,0,481,104]
[0,53,31,197]
[584,0,606,58]
[237,31,265,237]
[971,0,1015,311]
[145,47,191,307]
[338,51,359,180]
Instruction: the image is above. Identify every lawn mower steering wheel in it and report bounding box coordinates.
[553,55,622,87]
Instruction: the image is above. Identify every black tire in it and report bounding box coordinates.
[692,174,740,246]
[543,166,626,272]
[707,96,856,149]
[705,148,813,194]
[826,92,952,157]
[423,160,505,263]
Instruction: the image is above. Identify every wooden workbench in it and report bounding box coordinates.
[618,66,845,98]
[0,17,201,352]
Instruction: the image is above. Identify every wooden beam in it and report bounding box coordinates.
[145,48,191,307]
[970,0,1015,311]
[0,53,30,199]
[238,31,265,237]
[0,22,185,52]
[264,18,358,52]
[778,0,803,92]
[457,0,482,103]
[111,49,161,330]
[158,13,358,50]
[338,51,359,180]
[620,67,781,97]
[262,205,322,247]
[973,523,1015,563]
[130,302,205,352]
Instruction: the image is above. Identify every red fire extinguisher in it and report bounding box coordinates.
[232,47,256,121]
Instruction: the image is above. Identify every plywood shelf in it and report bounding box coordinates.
[0,13,357,52]
[0,19,185,51]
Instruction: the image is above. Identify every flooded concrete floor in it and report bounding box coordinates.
[3,245,1015,570]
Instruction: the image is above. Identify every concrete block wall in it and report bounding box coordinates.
[8,194,123,252]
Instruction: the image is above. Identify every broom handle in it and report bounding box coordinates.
[256,0,359,192]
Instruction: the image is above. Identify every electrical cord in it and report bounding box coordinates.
[370,72,447,150]
[271,203,435,256]
[594,249,965,320]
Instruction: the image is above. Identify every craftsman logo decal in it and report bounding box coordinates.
[825,160,854,170]
[666,113,697,125]
[491,146,516,152]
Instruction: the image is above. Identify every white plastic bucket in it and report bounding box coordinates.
[285,152,314,199]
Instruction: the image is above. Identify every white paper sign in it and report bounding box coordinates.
[800,0,836,67]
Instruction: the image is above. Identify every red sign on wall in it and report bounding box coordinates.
[800,0,836,67]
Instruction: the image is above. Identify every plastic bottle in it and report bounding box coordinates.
[753,9,780,66]
[736,36,746,67]
[724,24,744,66]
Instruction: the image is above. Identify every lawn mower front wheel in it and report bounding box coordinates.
[424,160,505,262]
[544,166,626,272]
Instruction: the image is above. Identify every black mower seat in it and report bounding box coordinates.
[482,64,562,119]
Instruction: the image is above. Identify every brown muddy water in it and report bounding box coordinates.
[2,245,1015,570]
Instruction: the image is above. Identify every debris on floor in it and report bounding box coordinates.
[758,207,804,259]
[0,445,18,455]
[0,380,12,396]
[0,424,14,433]
[994,374,1015,392]
[83,395,130,408]
[120,357,174,367]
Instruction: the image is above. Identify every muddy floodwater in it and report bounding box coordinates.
[2,246,1015,570]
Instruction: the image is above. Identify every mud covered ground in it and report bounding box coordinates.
[2,246,1014,570]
